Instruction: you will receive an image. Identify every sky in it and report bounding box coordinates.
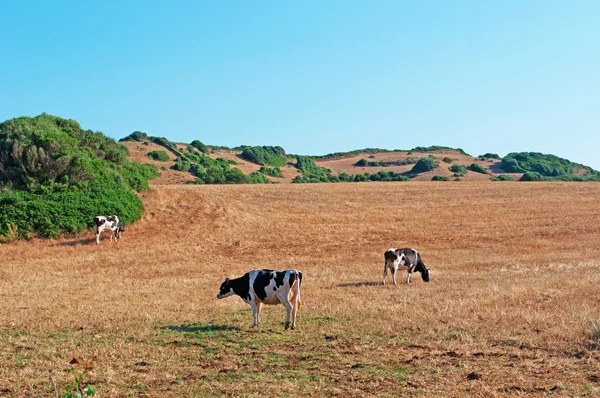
[1,1,599,168]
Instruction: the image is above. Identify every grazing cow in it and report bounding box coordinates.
[383,248,430,285]
[94,215,124,245]
[217,269,303,330]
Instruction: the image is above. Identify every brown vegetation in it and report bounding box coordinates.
[1,182,600,396]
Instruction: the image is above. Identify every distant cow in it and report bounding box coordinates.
[217,269,303,330]
[383,248,430,285]
[94,215,124,245]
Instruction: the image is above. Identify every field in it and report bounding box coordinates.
[1,182,600,397]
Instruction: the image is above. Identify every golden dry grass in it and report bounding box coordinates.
[1,182,600,397]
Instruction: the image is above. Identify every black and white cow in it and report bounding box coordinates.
[94,215,124,245]
[217,269,303,330]
[383,248,430,285]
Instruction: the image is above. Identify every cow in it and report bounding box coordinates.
[383,248,430,285]
[94,215,124,245]
[217,269,303,330]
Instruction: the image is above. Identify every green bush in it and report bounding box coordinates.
[0,114,158,239]
[147,150,169,162]
[442,157,453,163]
[449,164,467,174]
[355,159,368,167]
[172,157,192,172]
[478,153,500,160]
[258,166,282,178]
[410,157,439,173]
[502,152,598,177]
[240,146,287,166]
[468,163,488,174]
[190,140,208,153]
[411,146,470,156]
[294,156,331,182]
[519,171,544,181]
[119,131,148,142]
[497,174,514,181]
[432,175,450,181]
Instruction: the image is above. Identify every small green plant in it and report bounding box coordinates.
[354,159,368,167]
[432,175,450,181]
[60,375,96,398]
[147,150,169,161]
[442,157,453,163]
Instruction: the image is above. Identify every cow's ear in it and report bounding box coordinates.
[225,278,229,282]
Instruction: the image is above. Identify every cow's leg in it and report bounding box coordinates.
[382,264,388,285]
[406,272,412,284]
[289,291,300,330]
[249,300,259,328]
[96,229,101,245]
[255,300,263,326]
[392,267,398,285]
[282,298,293,330]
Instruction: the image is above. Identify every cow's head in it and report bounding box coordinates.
[421,268,431,282]
[217,278,235,299]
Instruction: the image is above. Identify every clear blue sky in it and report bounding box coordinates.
[1,1,598,168]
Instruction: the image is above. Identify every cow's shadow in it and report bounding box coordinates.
[160,324,240,334]
[337,281,381,288]
[51,237,97,247]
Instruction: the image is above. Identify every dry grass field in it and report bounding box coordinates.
[1,182,600,397]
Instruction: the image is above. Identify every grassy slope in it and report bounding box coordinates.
[1,183,600,396]
[123,142,521,183]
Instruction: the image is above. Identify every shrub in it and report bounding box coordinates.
[240,146,286,166]
[172,157,191,172]
[478,153,500,160]
[147,150,169,162]
[497,174,514,181]
[432,175,450,181]
[455,177,462,181]
[519,171,544,181]
[449,164,467,174]
[0,114,158,239]
[442,157,453,163]
[502,152,598,177]
[119,131,148,142]
[468,163,488,174]
[294,156,330,182]
[190,140,208,153]
[411,146,470,156]
[410,157,439,173]
[259,166,282,178]
[355,159,368,167]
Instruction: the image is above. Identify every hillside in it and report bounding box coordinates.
[123,140,523,184]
